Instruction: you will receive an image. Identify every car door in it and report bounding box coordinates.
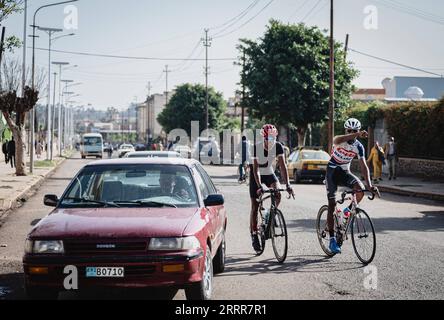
[195,164,225,251]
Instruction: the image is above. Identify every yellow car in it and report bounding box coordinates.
[287,147,331,183]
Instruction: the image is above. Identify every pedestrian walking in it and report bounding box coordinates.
[2,139,9,164]
[384,137,398,180]
[7,137,16,169]
[367,141,385,184]
[36,141,43,159]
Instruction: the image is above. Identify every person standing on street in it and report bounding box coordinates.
[384,137,398,180]
[7,137,16,169]
[2,139,9,164]
[237,136,251,182]
[367,141,385,184]
[36,141,43,159]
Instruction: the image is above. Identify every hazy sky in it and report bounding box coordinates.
[2,0,444,109]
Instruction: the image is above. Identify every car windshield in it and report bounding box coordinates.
[60,164,199,208]
[301,151,330,160]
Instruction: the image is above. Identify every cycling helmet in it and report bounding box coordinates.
[260,124,279,139]
[344,118,362,131]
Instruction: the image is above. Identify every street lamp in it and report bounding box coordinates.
[52,62,69,157]
[30,0,79,172]
[38,26,63,161]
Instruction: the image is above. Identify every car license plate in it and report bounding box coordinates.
[308,165,318,170]
[86,267,124,278]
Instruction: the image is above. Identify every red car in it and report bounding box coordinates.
[23,158,227,300]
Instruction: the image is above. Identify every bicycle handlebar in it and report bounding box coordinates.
[337,189,379,204]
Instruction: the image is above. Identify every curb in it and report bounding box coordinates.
[0,156,68,224]
[378,185,444,202]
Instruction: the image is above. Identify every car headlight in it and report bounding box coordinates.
[148,237,201,251]
[25,240,64,254]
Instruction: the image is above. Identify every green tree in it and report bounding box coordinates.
[0,1,23,55]
[158,83,228,135]
[239,20,358,146]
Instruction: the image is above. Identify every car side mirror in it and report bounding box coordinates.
[204,194,224,207]
[44,194,59,207]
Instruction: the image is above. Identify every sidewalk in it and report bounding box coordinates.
[376,176,444,202]
[0,151,69,221]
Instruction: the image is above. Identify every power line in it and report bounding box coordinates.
[211,0,261,37]
[212,0,275,39]
[287,0,310,21]
[349,48,444,77]
[31,47,236,61]
[210,0,261,31]
[301,0,323,22]
[373,0,444,26]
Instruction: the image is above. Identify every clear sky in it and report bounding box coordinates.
[2,0,444,109]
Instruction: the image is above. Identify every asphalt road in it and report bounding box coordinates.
[1,154,443,300]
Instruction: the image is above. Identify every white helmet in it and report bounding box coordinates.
[344,118,362,131]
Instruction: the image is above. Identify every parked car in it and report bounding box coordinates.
[134,144,147,151]
[192,138,221,165]
[117,144,135,158]
[173,145,192,159]
[23,158,227,300]
[287,147,331,183]
[125,151,182,159]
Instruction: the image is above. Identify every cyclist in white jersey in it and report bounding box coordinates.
[326,118,378,254]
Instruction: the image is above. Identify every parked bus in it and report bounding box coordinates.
[80,133,104,159]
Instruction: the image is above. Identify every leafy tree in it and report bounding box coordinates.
[239,20,358,146]
[0,1,23,54]
[158,83,228,136]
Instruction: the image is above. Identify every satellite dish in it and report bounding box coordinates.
[404,86,424,100]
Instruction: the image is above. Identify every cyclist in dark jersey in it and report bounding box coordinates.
[250,124,294,253]
[326,118,378,254]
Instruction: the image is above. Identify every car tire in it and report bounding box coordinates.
[185,245,213,300]
[293,170,300,184]
[25,285,59,300]
[213,233,226,274]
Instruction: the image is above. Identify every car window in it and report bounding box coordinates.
[195,164,217,194]
[192,167,210,200]
[61,164,198,208]
[292,151,300,162]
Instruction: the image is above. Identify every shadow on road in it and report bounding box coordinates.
[0,271,179,300]
[286,210,444,234]
[219,254,364,278]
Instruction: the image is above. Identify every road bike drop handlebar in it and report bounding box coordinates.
[258,185,295,201]
[337,189,380,205]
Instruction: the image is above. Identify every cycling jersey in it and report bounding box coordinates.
[329,140,365,171]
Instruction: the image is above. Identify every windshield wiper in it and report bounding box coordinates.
[114,200,177,208]
[63,197,121,208]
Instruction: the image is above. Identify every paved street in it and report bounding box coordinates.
[0,154,443,300]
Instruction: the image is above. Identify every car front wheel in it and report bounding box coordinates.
[213,233,226,274]
[185,245,213,300]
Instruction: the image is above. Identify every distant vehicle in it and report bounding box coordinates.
[125,151,182,159]
[192,138,221,165]
[24,158,227,300]
[173,145,192,159]
[287,147,331,183]
[80,133,104,159]
[117,144,135,158]
[134,144,147,151]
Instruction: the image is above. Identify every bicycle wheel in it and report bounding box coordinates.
[255,210,266,256]
[271,209,288,263]
[316,206,336,257]
[351,209,376,265]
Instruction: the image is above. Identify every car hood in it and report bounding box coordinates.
[29,207,200,239]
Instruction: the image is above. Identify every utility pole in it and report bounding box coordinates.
[328,0,335,154]
[51,72,57,160]
[344,34,349,61]
[163,65,170,105]
[202,28,212,130]
[241,49,246,133]
[146,81,152,145]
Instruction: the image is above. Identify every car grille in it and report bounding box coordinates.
[64,240,148,255]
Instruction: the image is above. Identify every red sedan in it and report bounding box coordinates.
[23,158,227,300]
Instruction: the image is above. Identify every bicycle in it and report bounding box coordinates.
[255,186,294,263]
[237,162,250,185]
[316,190,378,265]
